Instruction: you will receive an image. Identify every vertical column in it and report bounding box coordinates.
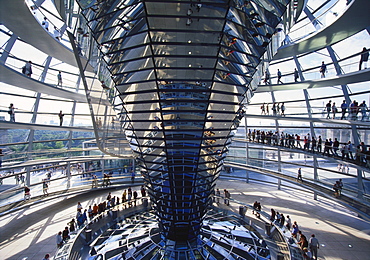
[26,59,51,156]
[244,116,249,183]
[293,57,305,81]
[270,91,281,189]
[357,169,364,199]
[303,88,318,200]
[66,162,71,178]
[327,46,363,199]
[67,77,81,157]
[0,34,17,64]
[101,159,105,180]
[26,166,31,187]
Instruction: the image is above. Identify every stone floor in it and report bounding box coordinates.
[0,179,369,260]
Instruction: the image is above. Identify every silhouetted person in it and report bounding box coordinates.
[8,103,16,122]
[42,17,49,31]
[340,100,348,120]
[53,26,61,40]
[22,61,32,77]
[297,168,303,182]
[319,61,327,78]
[277,69,283,84]
[294,68,299,82]
[359,47,369,70]
[57,71,62,86]
[58,110,64,126]
[263,70,270,85]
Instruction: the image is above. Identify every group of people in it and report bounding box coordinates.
[251,202,319,259]
[247,129,370,168]
[41,17,62,40]
[260,102,286,116]
[325,99,368,121]
[56,187,147,251]
[257,99,368,121]
[7,102,66,124]
[262,67,304,84]
[214,188,231,206]
[252,201,262,218]
[262,47,368,85]
[270,208,320,260]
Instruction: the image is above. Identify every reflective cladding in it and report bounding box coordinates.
[76,0,289,241]
[88,208,271,260]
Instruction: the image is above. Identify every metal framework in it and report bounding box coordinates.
[75,0,292,243]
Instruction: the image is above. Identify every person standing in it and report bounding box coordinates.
[294,68,299,82]
[140,185,146,197]
[224,189,230,205]
[264,69,270,85]
[280,213,285,227]
[57,71,62,86]
[332,102,337,119]
[23,61,33,77]
[280,102,286,116]
[325,100,332,119]
[216,188,221,203]
[53,26,61,40]
[319,61,327,78]
[309,234,319,260]
[276,103,281,115]
[285,215,292,230]
[311,137,317,153]
[42,17,49,31]
[272,103,277,116]
[297,168,303,182]
[277,69,283,84]
[58,110,64,126]
[340,142,349,160]
[333,138,340,156]
[359,47,369,70]
[340,100,348,120]
[359,100,368,121]
[295,134,302,149]
[261,103,266,115]
[56,231,63,248]
[42,253,50,260]
[122,189,127,203]
[8,103,16,122]
[347,141,354,160]
[42,179,49,196]
[68,218,76,232]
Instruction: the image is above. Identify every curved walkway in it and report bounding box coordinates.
[0,63,88,102]
[233,137,369,168]
[240,113,370,126]
[273,0,370,60]
[0,179,369,259]
[0,121,94,132]
[0,63,109,105]
[0,153,133,171]
[226,161,370,217]
[218,178,370,260]
[255,68,370,93]
[0,0,93,72]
